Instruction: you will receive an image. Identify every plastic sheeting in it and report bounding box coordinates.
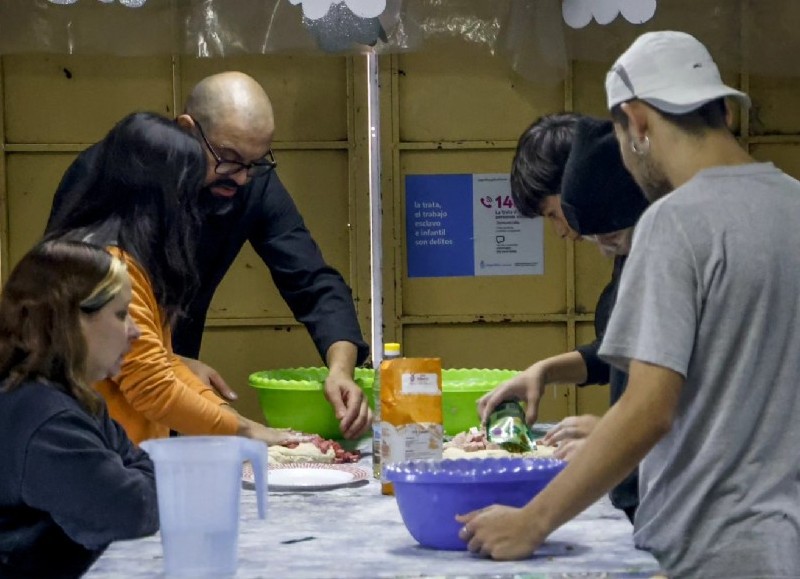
[1,1,799,81]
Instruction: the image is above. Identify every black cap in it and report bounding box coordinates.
[560,117,649,235]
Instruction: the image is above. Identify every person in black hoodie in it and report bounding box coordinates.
[0,240,157,578]
[478,116,648,523]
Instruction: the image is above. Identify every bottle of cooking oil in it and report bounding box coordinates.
[372,342,401,479]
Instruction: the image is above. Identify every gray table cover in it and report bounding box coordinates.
[85,452,661,578]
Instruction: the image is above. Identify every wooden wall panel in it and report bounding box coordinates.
[0,54,357,424]
[572,60,610,119]
[5,152,75,264]
[4,4,799,430]
[200,326,323,424]
[751,144,800,181]
[574,240,613,314]
[397,41,563,142]
[179,55,348,142]
[749,76,800,135]
[3,54,172,143]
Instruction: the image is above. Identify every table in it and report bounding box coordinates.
[86,456,661,578]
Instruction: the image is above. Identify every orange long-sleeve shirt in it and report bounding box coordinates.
[95,248,239,445]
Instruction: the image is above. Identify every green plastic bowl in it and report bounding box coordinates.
[442,369,519,436]
[248,367,374,440]
[248,367,518,439]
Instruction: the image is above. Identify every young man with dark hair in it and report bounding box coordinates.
[510,113,582,240]
[482,116,649,522]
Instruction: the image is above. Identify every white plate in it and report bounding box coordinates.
[271,468,353,488]
[243,462,369,491]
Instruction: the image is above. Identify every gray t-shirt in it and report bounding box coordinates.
[599,163,800,578]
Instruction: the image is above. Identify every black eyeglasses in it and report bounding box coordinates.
[193,118,277,178]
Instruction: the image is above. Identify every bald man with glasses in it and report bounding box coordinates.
[192,116,277,181]
[47,72,371,440]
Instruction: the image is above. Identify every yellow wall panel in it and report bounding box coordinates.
[567,0,741,75]
[208,244,285,320]
[749,76,800,135]
[199,326,322,423]
[5,153,76,266]
[1,53,357,433]
[208,149,352,319]
[179,55,348,142]
[403,323,570,422]
[573,60,611,118]
[747,0,800,83]
[397,41,564,142]
[3,54,172,143]
[751,144,800,180]
[5,7,791,435]
[399,150,567,316]
[575,322,610,416]
[575,240,613,314]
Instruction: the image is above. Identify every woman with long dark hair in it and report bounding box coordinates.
[47,112,289,446]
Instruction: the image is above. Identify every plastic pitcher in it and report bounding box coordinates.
[141,436,267,577]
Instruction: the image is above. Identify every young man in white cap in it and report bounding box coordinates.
[457,31,800,578]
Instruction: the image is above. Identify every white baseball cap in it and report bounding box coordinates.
[606,30,751,114]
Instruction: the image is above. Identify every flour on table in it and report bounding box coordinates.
[269,442,334,464]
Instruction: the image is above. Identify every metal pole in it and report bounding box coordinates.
[367,51,383,365]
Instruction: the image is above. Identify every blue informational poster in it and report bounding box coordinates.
[405,174,544,278]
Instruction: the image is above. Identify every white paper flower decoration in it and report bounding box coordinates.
[47,0,148,6]
[289,0,386,21]
[618,0,658,25]
[562,0,657,29]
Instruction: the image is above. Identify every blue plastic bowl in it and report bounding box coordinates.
[384,457,566,550]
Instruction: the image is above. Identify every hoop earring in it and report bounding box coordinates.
[631,135,650,156]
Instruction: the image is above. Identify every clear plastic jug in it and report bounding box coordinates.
[140,436,267,577]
